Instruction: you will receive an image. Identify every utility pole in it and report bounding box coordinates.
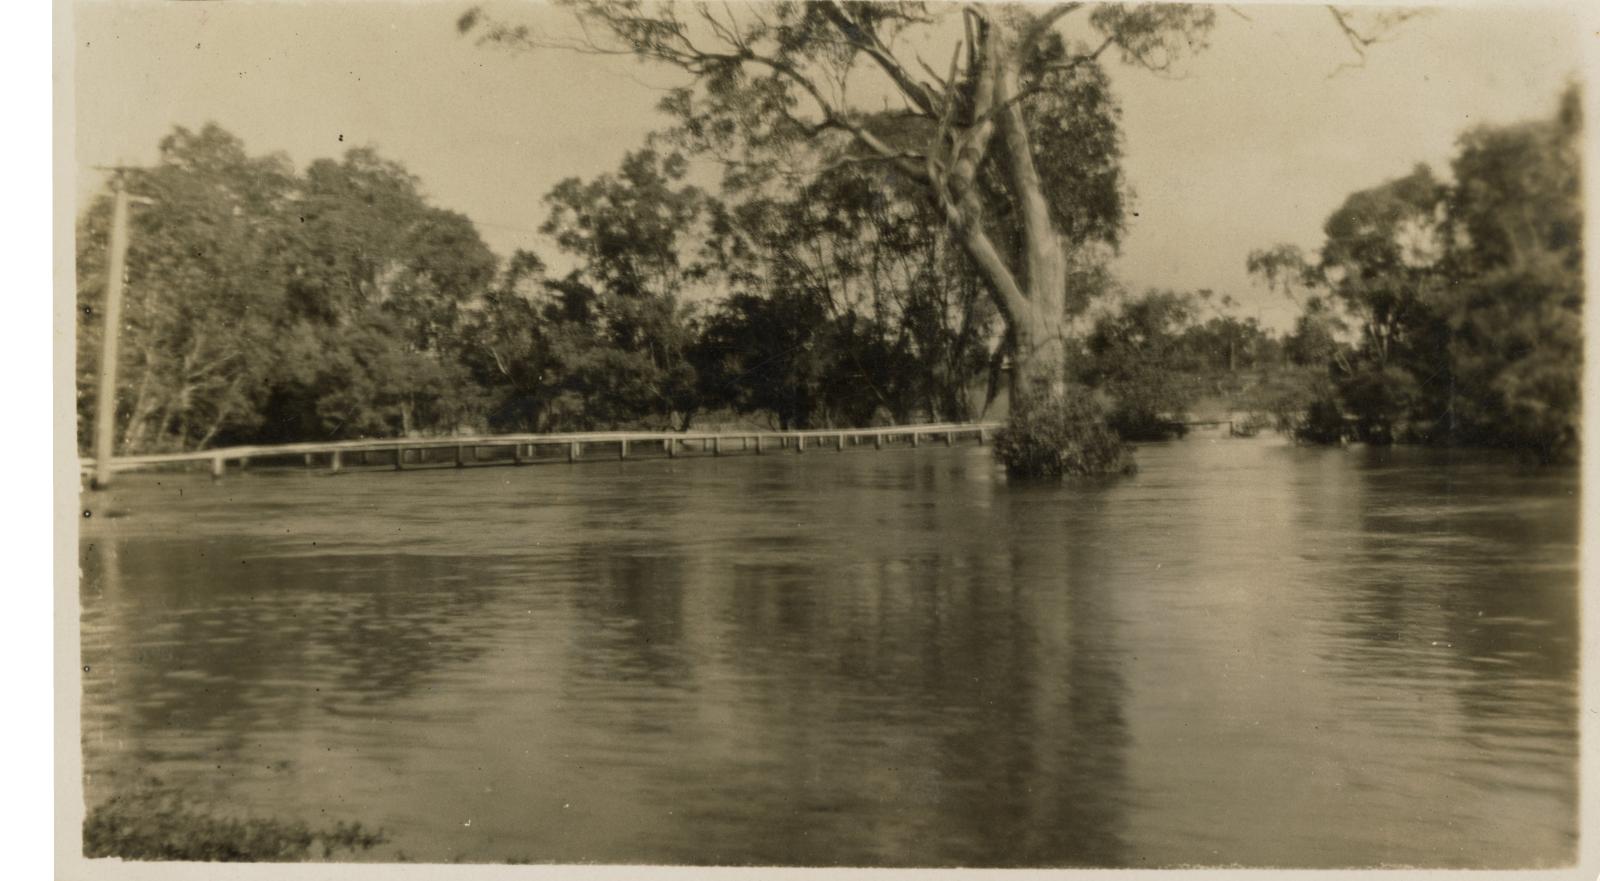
[90,174,132,490]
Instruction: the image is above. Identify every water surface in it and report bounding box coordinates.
[79,436,1579,867]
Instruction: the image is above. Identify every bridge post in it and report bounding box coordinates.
[836,433,844,452]
[512,444,523,466]
[304,453,314,468]
[875,433,883,450]
[945,430,954,446]
[713,436,721,456]
[795,435,804,454]
[568,442,581,463]
[330,451,342,474]
[619,439,629,460]
[394,448,404,470]
[210,455,225,480]
[911,431,919,448]
[666,438,676,458]
[455,445,466,468]
[755,436,764,455]
[976,428,985,446]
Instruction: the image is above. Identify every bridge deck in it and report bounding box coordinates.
[81,422,1002,485]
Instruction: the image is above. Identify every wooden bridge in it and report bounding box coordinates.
[81,422,1001,487]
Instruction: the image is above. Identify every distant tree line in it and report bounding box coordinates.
[1250,85,1583,462]
[1075,288,1287,440]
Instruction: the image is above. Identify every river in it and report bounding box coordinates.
[77,433,1579,867]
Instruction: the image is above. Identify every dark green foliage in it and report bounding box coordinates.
[696,164,999,428]
[1081,290,1203,440]
[84,783,385,862]
[993,384,1134,478]
[531,149,709,430]
[1428,254,1582,460]
[1253,86,1582,460]
[77,124,499,452]
[1282,299,1344,367]
[1293,386,1350,445]
[75,125,299,452]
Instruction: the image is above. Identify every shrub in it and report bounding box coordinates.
[1102,371,1196,441]
[1295,392,1348,444]
[993,383,1135,478]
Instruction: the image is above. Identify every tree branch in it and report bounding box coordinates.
[1017,2,1082,59]
[818,1,943,118]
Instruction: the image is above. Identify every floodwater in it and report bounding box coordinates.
[78,434,1579,867]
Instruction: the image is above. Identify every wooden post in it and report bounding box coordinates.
[795,435,805,454]
[394,448,404,470]
[210,455,224,480]
[91,178,132,490]
[874,433,883,450]
[741,436,749,452]
[455,445,465,468]
[713,436,722,456]
[330,451,342,474]
[755,435,764,455]
[512,444,523,465]
[304,453,314,467]
[976,428,985,446]
[945,430,954,446]
[568,441,581,463]
[911,431,920,448]
[666,437,676,458]
[619,439,629,460]
[836,433,844,452]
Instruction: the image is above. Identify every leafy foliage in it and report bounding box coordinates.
[1081,290,1201,439]
[696,163,1000,428]
[993,382,1133,478]
[76,124,498,451]
[1251,85,1583,460]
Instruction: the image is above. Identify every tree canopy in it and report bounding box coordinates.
[1249,84,1583,459]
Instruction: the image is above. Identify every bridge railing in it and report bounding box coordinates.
[80,422,1003,485]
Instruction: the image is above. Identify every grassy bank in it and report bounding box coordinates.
[84,779,386,862]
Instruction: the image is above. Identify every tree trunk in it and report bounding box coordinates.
[1011,304,1071,399]
[937,21,1073,404]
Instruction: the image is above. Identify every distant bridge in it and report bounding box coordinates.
[80,422,1001,487]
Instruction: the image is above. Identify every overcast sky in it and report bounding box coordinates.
[68,1,1584,329]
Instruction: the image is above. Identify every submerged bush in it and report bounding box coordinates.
[84,781,386,862]
[993,383,1135,478]
[1293,392,1348,444]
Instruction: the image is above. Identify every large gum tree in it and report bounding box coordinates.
[461,1,1411,471]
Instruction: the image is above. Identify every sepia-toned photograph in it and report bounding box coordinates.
[60,0,1591,874]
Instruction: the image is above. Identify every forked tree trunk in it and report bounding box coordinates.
[936,15,1074,406]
